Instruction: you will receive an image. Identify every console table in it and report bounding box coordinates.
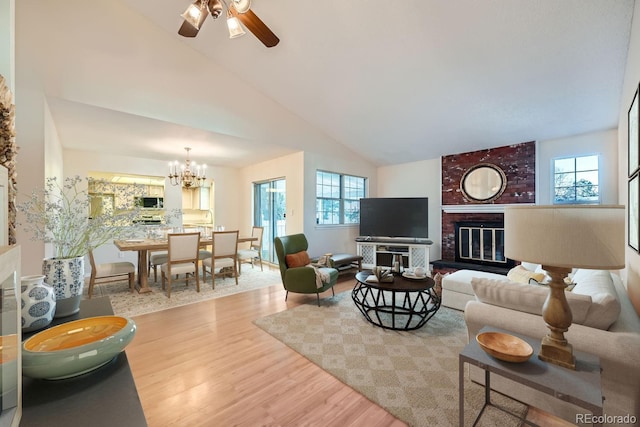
[21,298,147,427]
[459,326,603,426]
[356,238,432,270]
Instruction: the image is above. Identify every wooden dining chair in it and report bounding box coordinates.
[160,232,201,298]
[88,249,135,298]
[202,230,239,289]
[237,226,264,274]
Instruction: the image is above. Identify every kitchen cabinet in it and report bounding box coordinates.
[182,186,211,210]
[147,185,164,197]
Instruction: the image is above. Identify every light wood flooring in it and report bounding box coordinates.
[125,267,573,426]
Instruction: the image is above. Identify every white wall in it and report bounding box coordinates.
[239,151,304,237]
[618,0,640,313]
[377,158,442,263]
[303,152,378,257]
[537,129,618,204]
[0,0,14,92]
[14,87,48,275]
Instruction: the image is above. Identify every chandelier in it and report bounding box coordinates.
[168,147,207,189]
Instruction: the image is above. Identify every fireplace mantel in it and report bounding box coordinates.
[442,203,535,214]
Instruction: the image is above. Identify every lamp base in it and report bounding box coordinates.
[538,336,576,369]
[538,265,576,370]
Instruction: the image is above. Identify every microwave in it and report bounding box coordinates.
[137,196,163,209]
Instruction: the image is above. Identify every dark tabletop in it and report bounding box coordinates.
[21,298,147,427]
[356,270,435,292]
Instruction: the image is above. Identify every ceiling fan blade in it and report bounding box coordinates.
[230,7,279,48]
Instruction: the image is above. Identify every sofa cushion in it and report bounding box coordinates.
[442,270,506,295]
[507,265,546,284]
[285,250,311,268]
[471,277,592,325]
[571,269,621,330]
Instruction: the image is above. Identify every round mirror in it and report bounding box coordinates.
[460,163,507,202]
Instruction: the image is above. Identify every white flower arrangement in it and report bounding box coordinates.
[18,176,148,259]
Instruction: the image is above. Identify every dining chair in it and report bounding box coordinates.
[148,250,168,282]
[160,232,201,298]
[237,226,264,274]
[202,230,239,289]
[87,249,135,298]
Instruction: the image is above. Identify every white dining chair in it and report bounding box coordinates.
[88,249,135,298]
[148,250,168,282]
[237,226,264,274]
[202,230,239,288]
[160,232,201,298]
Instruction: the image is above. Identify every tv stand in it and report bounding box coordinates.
[356,238,432,270]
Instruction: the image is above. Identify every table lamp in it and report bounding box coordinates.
[504,205,625,369]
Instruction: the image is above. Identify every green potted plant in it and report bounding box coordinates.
[18,176,146,317]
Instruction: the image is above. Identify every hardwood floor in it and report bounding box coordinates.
[125,268,568,426]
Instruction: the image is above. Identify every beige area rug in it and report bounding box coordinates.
[254,292,528,427]
[84,267,282,317]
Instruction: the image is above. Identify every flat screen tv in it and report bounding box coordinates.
[359,197,429,239]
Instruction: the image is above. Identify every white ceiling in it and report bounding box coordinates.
[16,0,635,167]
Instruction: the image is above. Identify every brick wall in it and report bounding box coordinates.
[440,141,536,261]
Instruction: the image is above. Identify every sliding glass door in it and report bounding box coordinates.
[254,179,286,264]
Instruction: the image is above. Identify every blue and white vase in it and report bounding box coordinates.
[43,256,85,318]
[21,275,56,332]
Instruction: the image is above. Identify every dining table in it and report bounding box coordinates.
[114,235,257,294]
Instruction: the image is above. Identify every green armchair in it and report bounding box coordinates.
[274,234,339,306]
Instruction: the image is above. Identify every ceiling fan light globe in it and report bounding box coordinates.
[227,16,246,38]
[232,0,251,14]
[181,3,204,29]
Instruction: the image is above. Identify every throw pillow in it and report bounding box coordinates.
[471,277,592,325]
[285,250,311,268]
[571,269,621,330]
[507,265,546,284]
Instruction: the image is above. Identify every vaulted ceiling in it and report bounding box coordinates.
[16,0,635,167]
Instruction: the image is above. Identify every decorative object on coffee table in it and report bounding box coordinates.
[504,205,624,369]
[373,266,393,283]
[20,275,56,332]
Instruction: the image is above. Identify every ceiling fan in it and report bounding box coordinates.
[178,0,279,48]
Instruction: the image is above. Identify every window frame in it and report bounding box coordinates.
[552,154,600,205]
[315,170,366,226]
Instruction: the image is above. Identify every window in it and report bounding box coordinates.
[553,155,599,204]
[316,171,366,225]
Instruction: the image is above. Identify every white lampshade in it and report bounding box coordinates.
[232,0,252,13]
[227,16,246,38]
[504,205,625,270]
[181,2,205,30]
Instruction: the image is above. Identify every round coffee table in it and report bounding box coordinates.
[352,270,441,330]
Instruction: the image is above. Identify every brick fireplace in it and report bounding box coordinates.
[435,141,536,273]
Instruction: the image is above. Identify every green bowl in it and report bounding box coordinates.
[22,315,136,380]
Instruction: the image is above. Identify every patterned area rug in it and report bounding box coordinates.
[84,267,282,317]
[254,292,528,427]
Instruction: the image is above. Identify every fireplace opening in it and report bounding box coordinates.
[454,221,515,269]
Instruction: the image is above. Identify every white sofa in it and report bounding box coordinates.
[443,267,640,425]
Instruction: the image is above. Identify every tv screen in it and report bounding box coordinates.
[359,197,429,239]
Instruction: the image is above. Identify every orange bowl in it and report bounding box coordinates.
[476,332,533,363]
